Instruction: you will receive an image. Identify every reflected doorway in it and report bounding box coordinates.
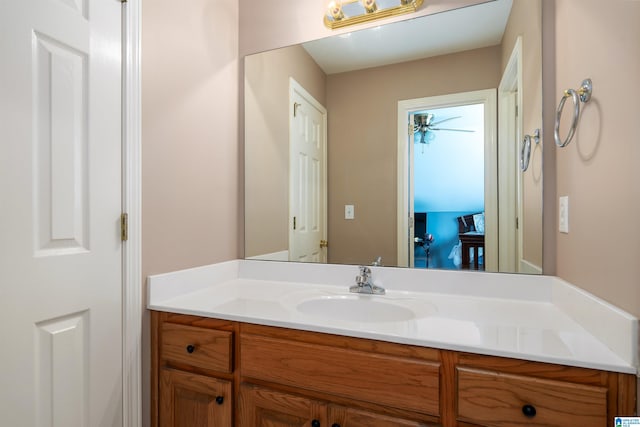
[397,89,497,271]
[412,104,485,270]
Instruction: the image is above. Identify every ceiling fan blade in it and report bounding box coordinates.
[430,127,475,132]
[430,116,462,126]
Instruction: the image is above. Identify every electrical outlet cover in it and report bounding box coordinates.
[345,204,354,220]
[559,196,569,233]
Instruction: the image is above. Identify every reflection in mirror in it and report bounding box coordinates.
[245,0,543,274]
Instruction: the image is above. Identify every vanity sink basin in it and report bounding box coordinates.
[296,296,416,323]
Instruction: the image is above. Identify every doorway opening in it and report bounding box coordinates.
[413,103,485,270]
[397,89,497,271]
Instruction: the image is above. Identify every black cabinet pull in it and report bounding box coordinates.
[331,424,340,427]
[215,396,224,405]
[522,404,537,418]
[311,420,320,427]
[186,344,195,354]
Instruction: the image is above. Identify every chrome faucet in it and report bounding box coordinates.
[350,266,385,295]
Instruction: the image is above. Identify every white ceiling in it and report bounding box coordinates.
[303,0,513,74]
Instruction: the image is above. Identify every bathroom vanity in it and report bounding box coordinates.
[148,260,638,426]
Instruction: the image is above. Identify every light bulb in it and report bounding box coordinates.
[361,0,377,13]
[327,1,344,20]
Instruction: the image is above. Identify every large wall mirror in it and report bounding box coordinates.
[245,0,543,274]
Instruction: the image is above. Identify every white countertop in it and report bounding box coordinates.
[148,260,639,375]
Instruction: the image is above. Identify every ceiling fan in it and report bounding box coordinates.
[413,113,475,145]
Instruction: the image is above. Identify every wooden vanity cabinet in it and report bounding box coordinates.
[237,323,442,426]
[151,312,237,427]
[151,312,637,427]
[237,383,437,427]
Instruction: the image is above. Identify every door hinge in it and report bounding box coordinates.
[320,239,328,248]
[121,213,128,241]
[408,123,412,135]
[120,0,127,3]
[293,102,301,117]
[293,216,296,230]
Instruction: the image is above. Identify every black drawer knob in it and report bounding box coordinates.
[186,344,195,354]
[311,420,320,427]
[215,396,224,405]
[522,404,537,418]
[332,424,341,427]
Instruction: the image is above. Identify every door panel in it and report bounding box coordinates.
[33,31,90,255]
[239,384,326,427]
[0,0,123,425]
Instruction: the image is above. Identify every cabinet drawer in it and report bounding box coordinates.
[161,322,232,373]
[241,333,440,416]
[456,367,608,427]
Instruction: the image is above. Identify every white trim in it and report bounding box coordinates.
[122,1,142,426]
[397,89,498,271]
[247,250,290,261]
[408,112,416,268]
[520,259,543,275]
[497,36,523,273]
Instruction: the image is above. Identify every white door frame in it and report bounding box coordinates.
[498,36,523,273]
[122,1,142,426]
[397,89,498,271]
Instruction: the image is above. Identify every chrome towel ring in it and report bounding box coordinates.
[554,78,593,147]
[521,128,540,172]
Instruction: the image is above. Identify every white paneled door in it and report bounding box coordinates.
[289,79,327,263]
[0,1,123,426]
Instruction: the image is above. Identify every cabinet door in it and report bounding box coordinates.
[238,383,327,427]
[329,405,438,427]
[159,368,231,427]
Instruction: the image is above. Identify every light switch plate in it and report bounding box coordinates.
[559,196,569,233]
[345,204,354,220]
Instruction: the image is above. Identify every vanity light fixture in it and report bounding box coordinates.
[324,0,425,30]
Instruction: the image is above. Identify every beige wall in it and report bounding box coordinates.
[552,0,640,317]
[244,45,326,257]
[142,0,240,277]
[141,0,239,424]
[326,47,502,265]
[501,0,544,269]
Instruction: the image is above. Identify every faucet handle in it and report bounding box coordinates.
[356,266,371,286]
